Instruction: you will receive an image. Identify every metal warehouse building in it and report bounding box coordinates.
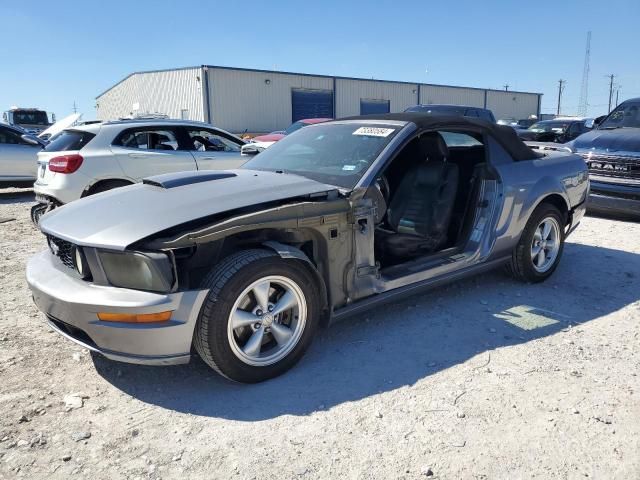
[96,65,542,133]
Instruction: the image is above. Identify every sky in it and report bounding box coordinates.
[1,0,639,121]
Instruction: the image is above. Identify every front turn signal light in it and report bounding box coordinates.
[97,311,173,323]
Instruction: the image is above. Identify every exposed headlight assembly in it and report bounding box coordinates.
[73,247,91,280]
[98,251,174,292]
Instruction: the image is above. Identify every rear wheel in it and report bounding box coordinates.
[30,203,48,225]
[194,249,321,383]
[509,203,565,282]
[85,179,132,196]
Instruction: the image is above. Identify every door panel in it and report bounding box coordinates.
[111,127,197,180]
[184,128,247,170]
[0,144,39,178]
[0,126,40,178]
[111,147,196,180]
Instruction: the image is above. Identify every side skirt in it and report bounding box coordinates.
[330,256,510,324]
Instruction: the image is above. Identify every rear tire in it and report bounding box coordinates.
[509,203,565,283]
[194,249,321,383]
[30,203,48,225]
[85,180,132,196]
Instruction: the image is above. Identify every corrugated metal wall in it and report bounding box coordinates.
[96,67,205,121]
[335,79,417,117]
[96,66,542,132]
[486,91,539,120]
[207,68,333,133]
[419,85,486,108]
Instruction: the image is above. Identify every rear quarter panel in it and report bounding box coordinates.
[491,152,588,258]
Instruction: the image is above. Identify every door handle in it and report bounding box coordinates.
[201,156,217,160]
[128,153,148,159]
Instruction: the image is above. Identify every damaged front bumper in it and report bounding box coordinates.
[26,250,208,366]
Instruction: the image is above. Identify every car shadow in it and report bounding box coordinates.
[0,189,34,205]
[587,209,640,223]
[93,241,640,421]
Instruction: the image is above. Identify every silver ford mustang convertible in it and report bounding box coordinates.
[26,113,589,383]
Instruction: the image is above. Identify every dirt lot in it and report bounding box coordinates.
[0,189,639,480]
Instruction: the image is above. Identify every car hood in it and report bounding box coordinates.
[37,113,82,139]
[517,130,538,140]
[39,169,337,250]
[252,133,285,142]
[573,128,640,155]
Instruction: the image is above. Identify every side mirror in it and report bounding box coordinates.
[21,134,46,147]
[240,145,263,156]
[593,115,606,127]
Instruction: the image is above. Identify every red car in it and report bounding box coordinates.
[252,118,332,143]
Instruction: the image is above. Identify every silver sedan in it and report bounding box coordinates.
[0,124,43,187]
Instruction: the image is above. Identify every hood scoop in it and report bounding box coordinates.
[143,171,237,189]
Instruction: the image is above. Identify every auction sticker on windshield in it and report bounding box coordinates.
[352,127,396,137]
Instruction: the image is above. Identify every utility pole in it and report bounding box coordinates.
[503,84,509,91]
[607,74,615,113]
[615,87,620,108]
[72,101,78,114]
[557,79,565,115]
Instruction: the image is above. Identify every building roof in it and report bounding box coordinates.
[96,64,543,99]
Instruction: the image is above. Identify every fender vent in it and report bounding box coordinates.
[143,171,237,188]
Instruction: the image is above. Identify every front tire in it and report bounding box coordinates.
[194,249,321,383]
[509,203,565,283]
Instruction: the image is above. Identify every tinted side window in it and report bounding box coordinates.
[478,110,494,122]
[440,131,483,147]
[115,129,178,151]
[186,129,241,152]
[465,109,479,118]
[43,130,96,151]
[0,127,24,144]
[568,123,582,135]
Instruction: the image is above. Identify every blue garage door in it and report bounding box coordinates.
[360,99,391,115]
[291,89,334,122]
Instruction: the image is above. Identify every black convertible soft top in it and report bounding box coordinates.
[339,112,540,162]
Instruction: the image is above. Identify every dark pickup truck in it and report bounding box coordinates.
[570,97,640,217]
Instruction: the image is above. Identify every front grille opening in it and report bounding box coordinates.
[581,153,640,180]
[47,235,76,270]
[48,317,97,348]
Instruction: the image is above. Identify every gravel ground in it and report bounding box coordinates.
[1,189,639,479]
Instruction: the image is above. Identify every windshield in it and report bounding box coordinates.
[242,122,401,188]
[528,121,568,133]
[13,110,49,126]
[284,121,307,135]
[599,102,640,129]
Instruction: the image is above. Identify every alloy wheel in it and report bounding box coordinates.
[227,275,307,366]
[530,217,561,273]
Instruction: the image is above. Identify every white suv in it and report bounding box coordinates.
[32,119,247,222]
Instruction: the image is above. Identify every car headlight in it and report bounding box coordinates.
[73,247,91,280]
[98,250,174,292]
